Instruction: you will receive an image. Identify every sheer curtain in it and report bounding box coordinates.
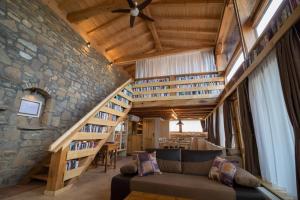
[248,50,297,198]
[218,104,226,147]
[136,49,217,78]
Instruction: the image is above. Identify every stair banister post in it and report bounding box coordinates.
[45,146,69,195]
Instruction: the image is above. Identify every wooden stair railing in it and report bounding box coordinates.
[35,79,133,196]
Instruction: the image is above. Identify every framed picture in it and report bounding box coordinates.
[18,98,43,118]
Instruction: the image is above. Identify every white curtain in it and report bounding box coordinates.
[136,49,217,78]
[248,50,297,198]
[213,111,217,139]
[218,104,226,147]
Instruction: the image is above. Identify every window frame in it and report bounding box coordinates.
[18,98,43,118]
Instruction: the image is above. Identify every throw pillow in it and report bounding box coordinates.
[120,162,137,176]
[209,156,237,187]
[137,152,161,176]
[234,167,261,187]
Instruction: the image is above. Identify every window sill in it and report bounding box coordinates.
[260,180,295,200]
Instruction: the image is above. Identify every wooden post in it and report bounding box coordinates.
[45,147,68,195]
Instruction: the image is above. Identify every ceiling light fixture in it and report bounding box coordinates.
[86,42,91,48]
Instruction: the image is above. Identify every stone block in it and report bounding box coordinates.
[0,48,12,65]
[20,140,41,147]
[19,51,32,60]
[4,66,21,80]
[0,19,18,32]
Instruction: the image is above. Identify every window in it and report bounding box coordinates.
[226,53,245,83]
[255,0,284,37]
[169,120,203,132]
[18,98,43,118]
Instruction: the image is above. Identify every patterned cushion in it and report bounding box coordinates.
[137,152,161,176]
[209,156,237,187]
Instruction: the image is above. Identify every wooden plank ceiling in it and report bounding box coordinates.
[54,0,225,74]
[50,0,226,119]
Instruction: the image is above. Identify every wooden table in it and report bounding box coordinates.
[94,143,118,172]
[125,191,191,200]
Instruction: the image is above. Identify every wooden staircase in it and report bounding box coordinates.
[27,79,133,195]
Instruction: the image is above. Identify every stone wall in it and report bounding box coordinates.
[0,0,130,187]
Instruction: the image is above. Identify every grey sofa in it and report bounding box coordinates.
[111,149,268,200]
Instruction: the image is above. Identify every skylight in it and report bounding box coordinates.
[226,53,245,83]
[255,0,284,37]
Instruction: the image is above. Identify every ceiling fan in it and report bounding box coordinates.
[112,0,154,28]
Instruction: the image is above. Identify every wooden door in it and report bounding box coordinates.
[143,119,155,149]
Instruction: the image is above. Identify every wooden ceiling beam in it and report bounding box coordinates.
[160,37,215,45]
[64,0,224,23]
[114,47,213,65]
[154,16,220,22]
[144,8,163,51]
[87,14,127,35]
[66,1,127,23]
[158,29,217,36]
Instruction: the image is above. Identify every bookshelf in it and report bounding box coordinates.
[109,120,128,157]
[132,72,225,102]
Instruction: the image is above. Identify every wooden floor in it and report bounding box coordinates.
[0,157,132,200]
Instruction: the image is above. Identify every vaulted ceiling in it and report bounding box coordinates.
[49,0,225,70]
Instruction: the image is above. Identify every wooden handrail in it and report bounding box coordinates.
[48,78,133,152]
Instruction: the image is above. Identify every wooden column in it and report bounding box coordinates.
[45,147,68,194]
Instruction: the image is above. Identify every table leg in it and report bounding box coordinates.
[104,149,109,173]
[114,150,117,169]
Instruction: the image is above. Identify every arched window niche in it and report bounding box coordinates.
[17,88,52,130]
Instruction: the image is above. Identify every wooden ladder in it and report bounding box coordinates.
[30,79,133,195]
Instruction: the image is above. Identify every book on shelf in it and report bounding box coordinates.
[80,124,108,133]
[107,102,124,112]
[134,77,170,85]
[95,111,109,120]
[66,159,79,171]
[69,141,96,151]
[114,95,130,105]
[111,115,118,121]
[122,89,132,97]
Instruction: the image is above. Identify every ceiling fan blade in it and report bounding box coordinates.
[127,0,136,8]
[137,0,152,10]
[130,16,136,28]
[111,8,131,13]
[138,12,154,22]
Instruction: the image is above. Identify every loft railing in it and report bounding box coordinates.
[132,72,225,102]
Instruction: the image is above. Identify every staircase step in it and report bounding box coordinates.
[31,174,48,181]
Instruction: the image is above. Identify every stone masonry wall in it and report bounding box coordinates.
[0,0,130,187]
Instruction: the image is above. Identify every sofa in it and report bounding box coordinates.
[111,149,268,200]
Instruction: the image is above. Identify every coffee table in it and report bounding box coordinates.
[125,191,191,200]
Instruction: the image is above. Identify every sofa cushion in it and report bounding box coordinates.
[235,167,261,188]
[120,162,138,176]
[181,150,223,176]
[147,149,182,173]
[137,152,161,176]
[130,173,235,200]
[209,157,237,187]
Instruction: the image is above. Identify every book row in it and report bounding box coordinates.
[107,102,124,112]
[122,89,133,97]
[176,74,218,81]
[133,93,170,98]
[133,86,170,92]
[66,159,79,171]
[115,95,130,105]
[69,141,97,151]
[135,78,170,84]
[95,111,109,120]
[177,90,222,96]
[80,124,108,133]
[176,82,223,88]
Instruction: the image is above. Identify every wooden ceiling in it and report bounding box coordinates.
[130,105,216,120]
[51,0,225,70]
